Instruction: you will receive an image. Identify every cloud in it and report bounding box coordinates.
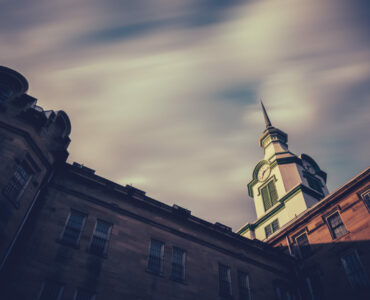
[1,0,369,230]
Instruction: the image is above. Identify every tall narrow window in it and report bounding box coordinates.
[275,282,297,300]
[326,212,346,239]
[306,175,323,193]
[38,281,64,300]
[295,232,311,258]
[89,220,112,256]
[2,161,32,206]
[171,247,186,281]
[261,180,278,211]
[361,189,370,210]
[303,268,323,300]
[265,219,279,238]
[238,271,251,300]
[219,264,232,297]
[60,210,86,246]
[341,250,369,289]
[74,289,96,300]
[147,239,164,274]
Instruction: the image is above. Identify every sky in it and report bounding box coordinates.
[1,0,369,230]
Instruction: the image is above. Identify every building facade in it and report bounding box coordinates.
[0,66,369,300]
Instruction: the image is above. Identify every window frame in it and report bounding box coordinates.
[265,219,280,239]
[2,159,34,208]
[218,263,232,298]
[170,246,186,282]
[303,172,323,194]
[340,249,370,289]
[88,219,113,257]
[294,231,311,259]
[325,211,347,239]
[359,187,370,212]
[238,270,251,300]
[147,239,165,275]
[260,178,279,211]
[59,209,87,248]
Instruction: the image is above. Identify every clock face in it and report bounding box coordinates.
[303,161,315,174]
[258,164,271,182]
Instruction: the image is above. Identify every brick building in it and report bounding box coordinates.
[0,66,369,300]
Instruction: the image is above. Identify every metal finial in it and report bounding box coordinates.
[260,100,272,128]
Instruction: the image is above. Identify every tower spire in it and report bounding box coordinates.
[260,100,272,128]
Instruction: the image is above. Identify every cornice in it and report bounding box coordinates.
[239,183,324,235]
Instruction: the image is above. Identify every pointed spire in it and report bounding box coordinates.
[260,100,272,128]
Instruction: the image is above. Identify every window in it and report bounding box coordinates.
[302,267,323,300]
[171,247,186,281]
[89,220,112,256]
[261,180,278,211]
[238,271,251,300]
[295,232,311,258]
[361,189,370,210]
[38,281,64,300]
[219,264,232,297]
[265,219,279,238]
[326,212,346,239]
[147,239,164,274]
[74,289,96,300]
[306,175,323,193]
[275,282,297,300]
[60,210,86,246]
[2,161,32,206]
[341,250,369,289]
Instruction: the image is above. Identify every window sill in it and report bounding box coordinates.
[170,276,187,285]
[145,268,164,277]
[86,249,108,259]
[332,231,351,242]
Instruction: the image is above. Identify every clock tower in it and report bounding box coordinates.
[238,102,329,240]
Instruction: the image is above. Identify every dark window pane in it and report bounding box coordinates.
[3,162,32,203]
[271,219,280,232]
[307,175,323,193]
[265,225,272,238]
[268,181,278,205]
[341,251,370,289]
[261,186,271,210]
[89,220,111,255]
[327,213,346,239]
[238,271,251,300]
[219,264,232,296]
[361,190,370,210]
[296,233,311,258]
[61,211,85,246]
[171,247,185,280]
[148,240,163,273]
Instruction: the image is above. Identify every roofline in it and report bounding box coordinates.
[59,162,295,264]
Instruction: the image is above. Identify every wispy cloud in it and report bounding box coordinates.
[1,0,369,229]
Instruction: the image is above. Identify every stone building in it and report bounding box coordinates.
[0,66,369,300]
